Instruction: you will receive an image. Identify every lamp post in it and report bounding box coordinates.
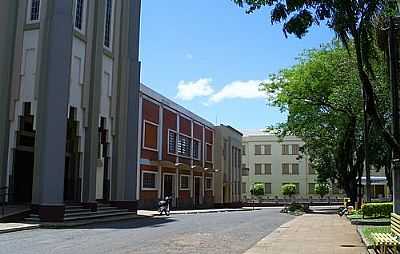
[388,11,400,213]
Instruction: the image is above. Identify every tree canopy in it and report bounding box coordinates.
[232,0,400,158]
[264,42,391,203]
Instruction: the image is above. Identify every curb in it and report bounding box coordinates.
[351,220,390,226]
[356,226,375,251]
[0,224,40,235]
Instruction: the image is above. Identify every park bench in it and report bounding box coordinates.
[372,213,400,253]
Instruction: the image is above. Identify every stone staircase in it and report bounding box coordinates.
[25,203,136,223]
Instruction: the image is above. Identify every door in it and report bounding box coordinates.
[374,185,385,199]
[13,150,34,203]
[164,174,174,198]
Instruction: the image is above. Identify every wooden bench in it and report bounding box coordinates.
[372,213,400,253]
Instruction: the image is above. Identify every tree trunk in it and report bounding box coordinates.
[352,35,400,154]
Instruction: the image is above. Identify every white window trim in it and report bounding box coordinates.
[180,175,190,190]
[103,0,115,50]
[27,0,41,24]
[167,129,177,156]
[192,138,201,161]
[177,133,192,159]
[73,0,88,34]
[205,177,213,191]
[142,120,159,152]
[205,142,213,163]
[141,171,158,191]
[263,144,272,155]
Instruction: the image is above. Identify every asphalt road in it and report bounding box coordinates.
[0,208,293,254]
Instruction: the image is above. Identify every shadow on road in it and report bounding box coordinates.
[65,216,177,230]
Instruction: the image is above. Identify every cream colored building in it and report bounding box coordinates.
[241,133,319,199]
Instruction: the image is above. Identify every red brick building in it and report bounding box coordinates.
[137,84,215,209]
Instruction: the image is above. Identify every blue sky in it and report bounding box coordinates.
[139,1,334,132]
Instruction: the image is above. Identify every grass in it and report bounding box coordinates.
[361,226,391,246]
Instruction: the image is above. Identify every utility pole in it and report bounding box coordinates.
[388,16,400,213]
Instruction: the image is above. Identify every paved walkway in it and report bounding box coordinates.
[245,214,367,254]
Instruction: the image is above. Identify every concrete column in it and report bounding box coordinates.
[82,0,106,207]
[111,0,141,211]
[0,1,18,192]
[158,105,163,199]
[136,94,143,201]
[190,121,194,199]
[31,0,74,222]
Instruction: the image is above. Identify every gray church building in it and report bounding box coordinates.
[0,0,141,222]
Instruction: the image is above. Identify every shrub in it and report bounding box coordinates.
[361,203,393,218]
[250,183,264,197]
[315,184,330,198]
[281,184,296,198]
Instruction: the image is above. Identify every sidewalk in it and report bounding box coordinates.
[139,207,257,216]
[245,213,367,254]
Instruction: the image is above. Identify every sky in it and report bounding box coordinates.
[139,1,334,132]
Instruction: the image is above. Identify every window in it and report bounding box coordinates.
[292,144,300,155]
[264,183,272,194]
[255,145,262,155]
[104,0,114,49]
[142,172,157,189]
[206,177,213,190]
[168,130,177,154]
[264,164,272,175]
[264,145,272,155]
[206,143,213,162]
[28,0,41,23]
[143,121,158,151]
[178,134,191,157]
[309,166,316,175]
[308,183,316,194]
[242,183,247,193]
[282,163,290,175]
[242,168,249,176]
[282,144,289,155]
[74,0,86,32]
[291,164,299,175]
[193,139,201,160]
[180,175,189,190]
[255,164,262,175]
[242,145,246,155]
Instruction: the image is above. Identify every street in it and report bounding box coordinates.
[0,208,292,254]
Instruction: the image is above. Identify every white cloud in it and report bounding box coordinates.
[185,53,193,60]
[176,78,214,101]
[209,80,266,103]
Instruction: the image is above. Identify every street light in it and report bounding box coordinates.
[388,12,400,213]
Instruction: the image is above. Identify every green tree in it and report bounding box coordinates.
[232,0,400,159]
[250,183,264,201]
[264,42,390,204]
[315,184,330,199]
[282,184,297,198]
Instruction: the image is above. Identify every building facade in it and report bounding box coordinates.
[214,125,242,207]
[138,84,215,210]
[0,0,141,221]
[241,134,319,199]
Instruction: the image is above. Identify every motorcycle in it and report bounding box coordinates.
[158,196,172,216]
